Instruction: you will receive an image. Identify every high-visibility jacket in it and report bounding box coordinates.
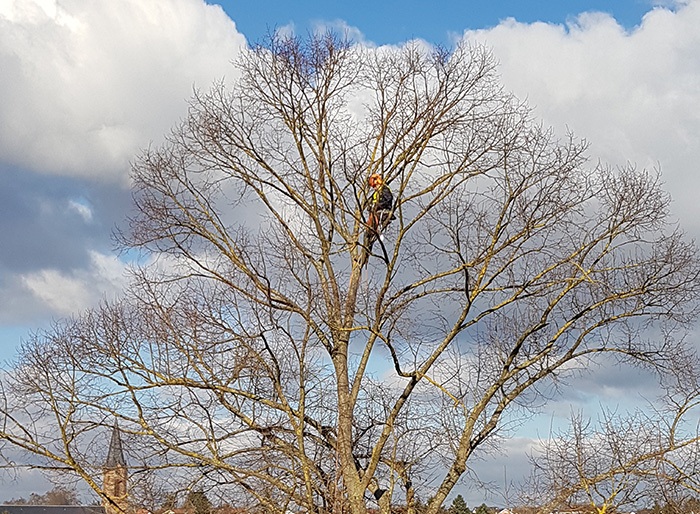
[372,185,393,211]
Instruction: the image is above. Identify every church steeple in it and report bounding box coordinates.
[105,420,126,469]
[103,421,128,514]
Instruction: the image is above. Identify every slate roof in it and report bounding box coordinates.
[105,421,126,469]
[0,506,104,514]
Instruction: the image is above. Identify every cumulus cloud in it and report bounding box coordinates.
[447,7,700,461]
[16,250,128,319]
[0,0,248,337]
[68,198,94,223]
[0,0,247,183]
[310,19,372,45]
[461,1,700,237]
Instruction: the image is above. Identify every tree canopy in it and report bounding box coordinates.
[0,33,698,514]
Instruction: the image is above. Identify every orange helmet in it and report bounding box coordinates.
[368,173,383,188]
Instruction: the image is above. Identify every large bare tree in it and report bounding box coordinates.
[1,33,699,514]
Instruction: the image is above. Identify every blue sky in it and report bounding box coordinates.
[219,0,656,46]
[0,0,698,505]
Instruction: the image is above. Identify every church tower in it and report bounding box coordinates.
[103,421,128,514]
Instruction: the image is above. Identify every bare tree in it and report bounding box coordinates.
[524,373,700,514]
[0,33,699,514]
[8,486,81,506]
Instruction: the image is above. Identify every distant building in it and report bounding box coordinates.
[0,422,129,514]
[103,422,128,514]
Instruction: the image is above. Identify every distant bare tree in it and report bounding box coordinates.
[0,32,699,514]
[8,487,80,506]
[524,373,700,514]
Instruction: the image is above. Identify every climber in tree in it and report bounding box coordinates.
[366,173,395,243]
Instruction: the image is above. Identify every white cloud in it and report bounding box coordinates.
[68,198,93,222]
[20,250,129,318]
[0,0,247,183]
[461,0,700,237]
[310,19,372,46]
